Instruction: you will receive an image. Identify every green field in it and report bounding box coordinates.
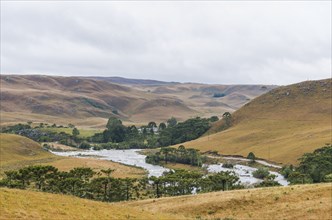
[38,127,102,138]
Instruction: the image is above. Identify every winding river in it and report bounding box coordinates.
[51,149,288,186]
[51,149,169,177]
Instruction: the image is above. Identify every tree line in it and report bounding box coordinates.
[90,116,213,149]
[0,166,242,202]
[281,144,332,184]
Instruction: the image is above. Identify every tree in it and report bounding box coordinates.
[252,167,270,179]
[104,117,126,143]
[209,116,219,122]
[207,171,239,191]
[288,172,313,184]
[158,122,166,131]
[222,112,232,127]
[160,147,173,164]
[149,176,162,198]
[72,127,80,138]
[167,117,177,127]
[148,121,157,128]
[247,152,256,163]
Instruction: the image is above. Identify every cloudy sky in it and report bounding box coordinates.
[1,1,331,85]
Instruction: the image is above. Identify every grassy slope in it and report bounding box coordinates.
[177,79,332,164]
[1,184,330,220]
[0,188,180,220]
[0,134,145,178]
[126,183,332,220]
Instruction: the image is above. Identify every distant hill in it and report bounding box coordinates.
[0,75,275,127]
[89,76,178,86]
[177,79,332,164]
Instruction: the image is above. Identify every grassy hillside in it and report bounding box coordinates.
[1,184,330,219]
[0,188,179,220]
[126,183,332,220]
[177,79,331,164]
[0,134,145,178]
[0,75,274,126]
[0,133,56,169]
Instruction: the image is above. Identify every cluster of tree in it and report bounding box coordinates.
[0,166,142,202]
[148,169,241,198]
[2,115,216,150]
[0,166,242,202]
[281,144,332,184]
[145,145,206,167]
[90,116,212,149]
[2,123,88,149]
[158,117,210,146]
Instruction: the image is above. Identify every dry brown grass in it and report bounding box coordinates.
[126,183,332,220]
[177,79,332,164]
[0,188,181,220]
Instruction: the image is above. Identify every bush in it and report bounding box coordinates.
[252,167,270,179]
[222,162,234,168]
[79,142,91,149]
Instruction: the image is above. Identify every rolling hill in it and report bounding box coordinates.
[1,183,331,219]
[176,79,332,164]
[0,188,179,220]
[0,134,145,178]
[0,75,275,127]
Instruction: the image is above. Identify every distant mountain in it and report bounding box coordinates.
[0,75,275,127]
[178,78,332,164]
[88,76,179,86]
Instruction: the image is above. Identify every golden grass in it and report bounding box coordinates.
[45,158,146,179]
[0,133,56,168]
[126,183,332,220]
[0,134,145,178]
[0,188,181,220]
[177,79,332,165]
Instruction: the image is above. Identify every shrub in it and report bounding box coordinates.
[252,167,270,179]
[222,162,234,168]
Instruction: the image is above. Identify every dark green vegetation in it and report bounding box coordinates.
[0,166,240,202]
[1,116,214,150]
[281,145,332,184]
[149,170,240,198]
[90,116,212,149]
[2,123,79,148]
[252,167,270,179]
[145,145,206,167]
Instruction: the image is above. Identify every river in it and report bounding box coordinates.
[51,149,169,177]
[51,149,288,186]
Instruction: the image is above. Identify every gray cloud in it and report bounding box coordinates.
[1,1,331,84]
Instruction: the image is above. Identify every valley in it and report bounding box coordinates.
[0,76,331,220]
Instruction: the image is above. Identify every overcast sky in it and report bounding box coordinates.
[1,1,331,85]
